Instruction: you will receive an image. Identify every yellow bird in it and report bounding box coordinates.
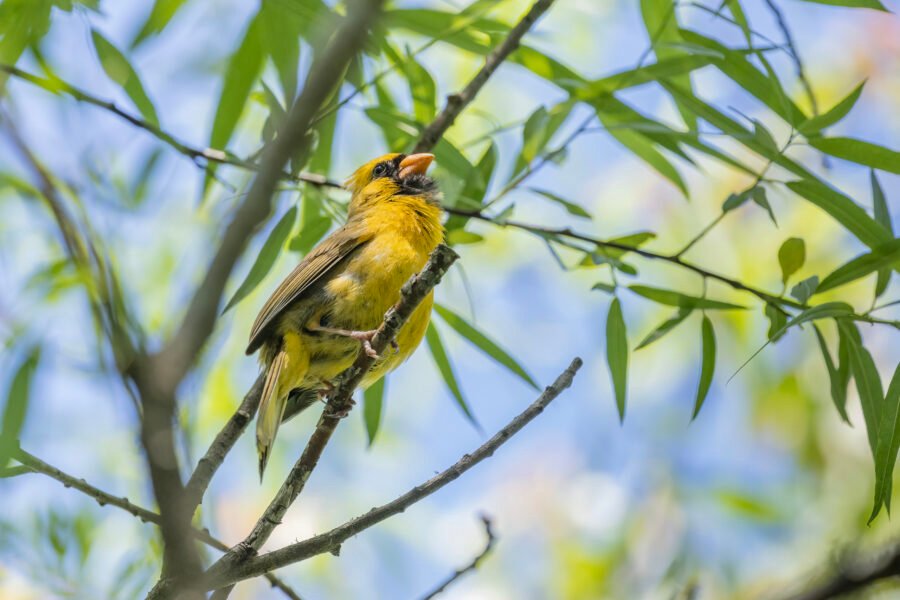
[247,153,443,478]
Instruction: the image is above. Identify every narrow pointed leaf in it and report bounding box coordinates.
[798,82,865,135]
[223,206,296,313]
[635,308,692,350]
[529,188,592,219]
[91,30,158,125]
[434,304,539,390]
[816,238,900,294]
[629,285,745,310]
[130,0,190,49]
[797,0,887,10]
[606,298,628,421]
[692,315,716,420]
[872,171,894,299]
[363,377,385,446]
[812,324,850,423]
[809,137,900,174]
[1,346,41,468]
[425,323,479,428]
[871,363,900,521]
[838,320,883,455]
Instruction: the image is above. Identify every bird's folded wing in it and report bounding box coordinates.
[246,221,372,354]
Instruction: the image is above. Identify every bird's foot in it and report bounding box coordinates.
[327,398,356,418]
[317,379,336,402]
[347,329,380,359]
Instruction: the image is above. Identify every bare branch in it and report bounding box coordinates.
[11,448,303,600]
[183,373,265,514]
[418,515,496,600]
[203,245,459,585]
[412,0,557,153]
[205,357,581,588]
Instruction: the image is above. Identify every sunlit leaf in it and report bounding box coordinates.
[640,0,696,128]
[798,82,865,135]
[797,0,887,10]
[91,30,159,125]
[816,239,900,294]
[606,298,628,421]
[363,377,385,446]
[426,323,479,428]
[130,0,189,49]
[635,307,692,350]
[223,205,296,313]
[629,285,745,310]
[872,171,893,299]
[778,237,806,285]
[434,304,538,389]
[692,315,716,420]
[809,137,900,174]
[1,346,41,468]
[529,188,591,219]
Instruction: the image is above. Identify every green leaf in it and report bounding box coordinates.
[872,171,893,299]
[576,55,713,99]
[425,323,479,428]
[790,275,819,304]
[751,186,777,226]
[786,179,892,251]
[606,298,628,422]
[628,285,745,310]
[640,0,696,129]
[1,346,41,468]
[722,189,752,213]
[223,206,296,313]
[635,308,692,350]
[434,304,539,390]
[399,50,437,123]
[529,188,591,219]
[871,363,900,521]
[210,15,265,152]
[363,377,385,446]
[798,82,865,135]
[591,282,616,294]
[259,0,303,104]
[520,105,550,164]
[816,239,900,294]
[692,315,716,420]
[445,230,483,245]
[91,30,158,125]
[797,0,887,10]
[130,0,189,49]
[778,238,806,285]
[809,137,900,174]
[813,324,850,423]
[764,303,788,342]
[448,142,497,227]
[289,190,332,254]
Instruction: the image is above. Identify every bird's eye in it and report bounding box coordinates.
[373,163,388,178]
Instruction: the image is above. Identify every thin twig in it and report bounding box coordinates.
[412,0,557,153]
[204,357,582,589]
[762,0,819,118]
[203,245,459,585]
[444,207,900,330]
[776,542,900,600]
[0,63,339,190]
[419,515,497,600]
[11,448,304,600]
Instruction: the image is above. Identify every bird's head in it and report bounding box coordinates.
[345,152,440,215]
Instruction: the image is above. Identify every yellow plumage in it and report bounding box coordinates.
[247,153,443,478]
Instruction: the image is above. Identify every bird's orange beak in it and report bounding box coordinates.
[398,153,434,179]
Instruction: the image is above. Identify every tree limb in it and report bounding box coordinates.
[418,515,496,600]
[202,244,459,589]
[777,542,900,600]
[204,357,581,589]
[10,447,303,600]
[412,0,557,153]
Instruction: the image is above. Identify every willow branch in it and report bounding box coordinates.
[412,0,557,153]
[0,63,339,190]
[10,448,303,600]
[204,244,459,584]
[205,357,582,589]
[419,515,496,600]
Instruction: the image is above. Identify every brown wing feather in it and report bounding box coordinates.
[246,222,370,355]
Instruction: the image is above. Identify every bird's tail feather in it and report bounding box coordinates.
[257,349,288,481]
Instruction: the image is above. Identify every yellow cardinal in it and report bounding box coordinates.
[247,153,442,478]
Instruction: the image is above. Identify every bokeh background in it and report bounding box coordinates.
[1,0,899,598]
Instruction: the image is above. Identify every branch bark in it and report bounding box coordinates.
[202,244,459,589]
[777,542,900,600]
[412,0,558,153]
[204,357,582,589]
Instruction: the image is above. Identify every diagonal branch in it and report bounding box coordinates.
[412,0,557,153]
[11,447,303,600]
[205,357,582,589]
[203,244,459,587]
[418,515,496,600]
